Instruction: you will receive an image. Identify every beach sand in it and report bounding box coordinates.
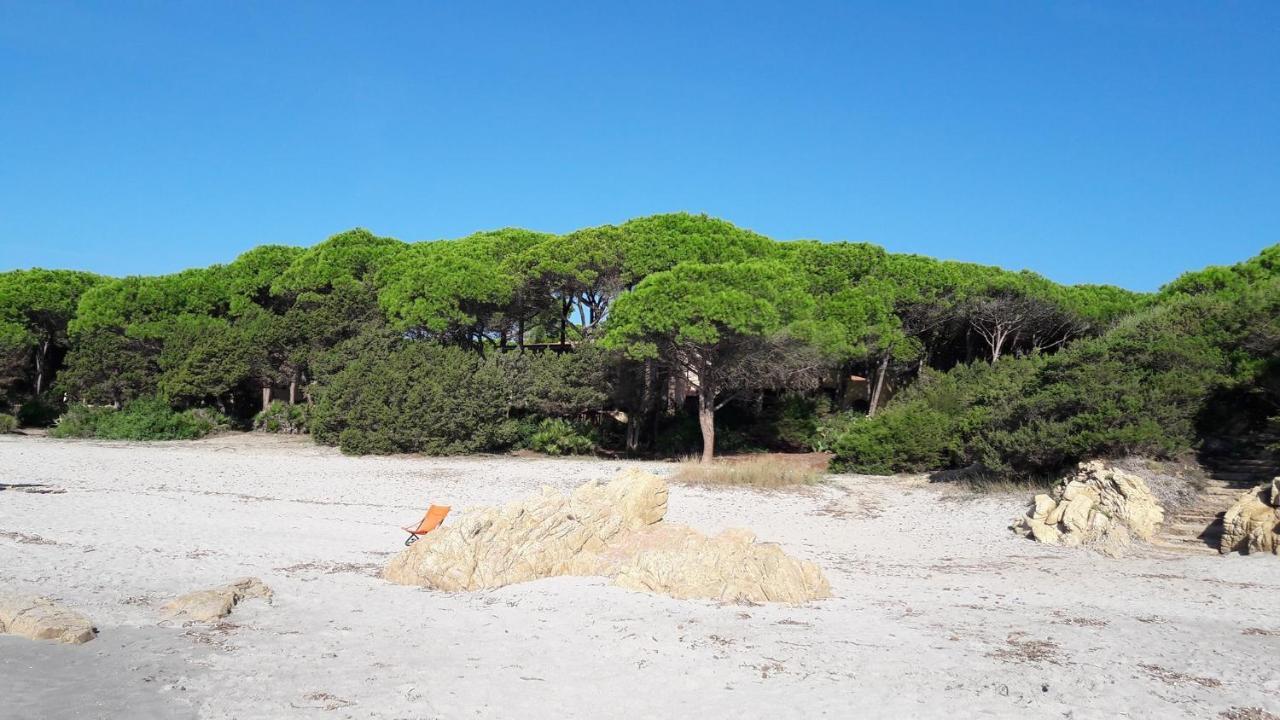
[2,433,1277,719]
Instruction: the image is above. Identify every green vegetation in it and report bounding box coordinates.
[50,397,227,440]
[254,401,309,434]
[826,255,1280,480]
[0,413,15,433]
[525,418,596,456]
[1,213,1274,480]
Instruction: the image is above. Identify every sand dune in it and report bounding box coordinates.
[2,433,1278,719]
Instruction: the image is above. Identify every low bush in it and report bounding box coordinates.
[17,397,63,427]
[50,397,228,440]
[0,413,16,433]
[253,401,308,434]
[48,404,115,437]
[824,404,958,475]
[525,418,595,455]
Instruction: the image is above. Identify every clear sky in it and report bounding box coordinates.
[1,1,1277,290]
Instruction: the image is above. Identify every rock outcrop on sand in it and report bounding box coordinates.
[384,470,831,604]
[1220,477,1280,556]
[1012,460,1165,554]
[163,577,273,621]
[0,593,96,644]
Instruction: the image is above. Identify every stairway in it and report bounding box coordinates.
[1153,456,1278,555]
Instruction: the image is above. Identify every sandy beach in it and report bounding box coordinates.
[2,432,1278,719]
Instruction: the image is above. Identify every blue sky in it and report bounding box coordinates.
[1,1,1276,290]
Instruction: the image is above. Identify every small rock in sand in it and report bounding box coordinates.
[163,577,273,621]
[0,592,96,644]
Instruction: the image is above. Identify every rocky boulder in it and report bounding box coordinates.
[1220,477,1280,556]
[614,527,831,604]
[0,593,96,644]
[163,577,273,622]
[384,470,830,604]
[1012,460,1165,553]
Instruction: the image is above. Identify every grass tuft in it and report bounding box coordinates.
[670,456,823,489]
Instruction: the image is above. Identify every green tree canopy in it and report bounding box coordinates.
[603,260,816,461]
[616,213,777,283]
[272,228,403,296]
[0,268,106,395]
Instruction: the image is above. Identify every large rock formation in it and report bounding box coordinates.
[614,527,832,604]
[1220,478,1280,556]
[1012,460,1165,553]
[0,593,96,644]
[384,470,831,604]
[163,577,273,622]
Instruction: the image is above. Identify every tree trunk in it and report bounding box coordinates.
[698,388,716,463]
[625,417,640,452]
[868,353,890,417]
[836,364,853,410]
[627,359,655,453]
[288,370,298,405]
[261,385,272,413]
[559,300,570,347]
[34,338,49,395]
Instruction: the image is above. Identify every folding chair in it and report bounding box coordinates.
[402,504,451,546]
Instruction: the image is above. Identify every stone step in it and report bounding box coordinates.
[1214,459,1279,467]
[1166,522,1223,537]
[1156,539,1221,553]
[1208,468,1269,479]
[1168,514,1224,525]
[1205,460,1278,469]
[1149,540,1220,556]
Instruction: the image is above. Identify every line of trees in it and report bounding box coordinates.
[1,213,1157,464]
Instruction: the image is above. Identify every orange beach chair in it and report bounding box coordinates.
[402,504,450,546]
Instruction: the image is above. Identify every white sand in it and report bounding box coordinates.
[2,433,1278,719]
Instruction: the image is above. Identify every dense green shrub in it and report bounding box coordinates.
[50,397,228,440]
[253,401,308,434]
[0,413,16,433]
[820,358,1039,472]
[16,397,63,427]
[501,346,613,419]
[825,405,958,474]
[525,418,596,455]
[826,295,1240,479]
[311,342,518,455]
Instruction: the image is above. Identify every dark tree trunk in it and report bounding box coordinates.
[836,365,852,410]
[34,338,49,395]
[627,359,655,452]
[559,299,570,347]
[698,388,716,463]
[868,353,890,417]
